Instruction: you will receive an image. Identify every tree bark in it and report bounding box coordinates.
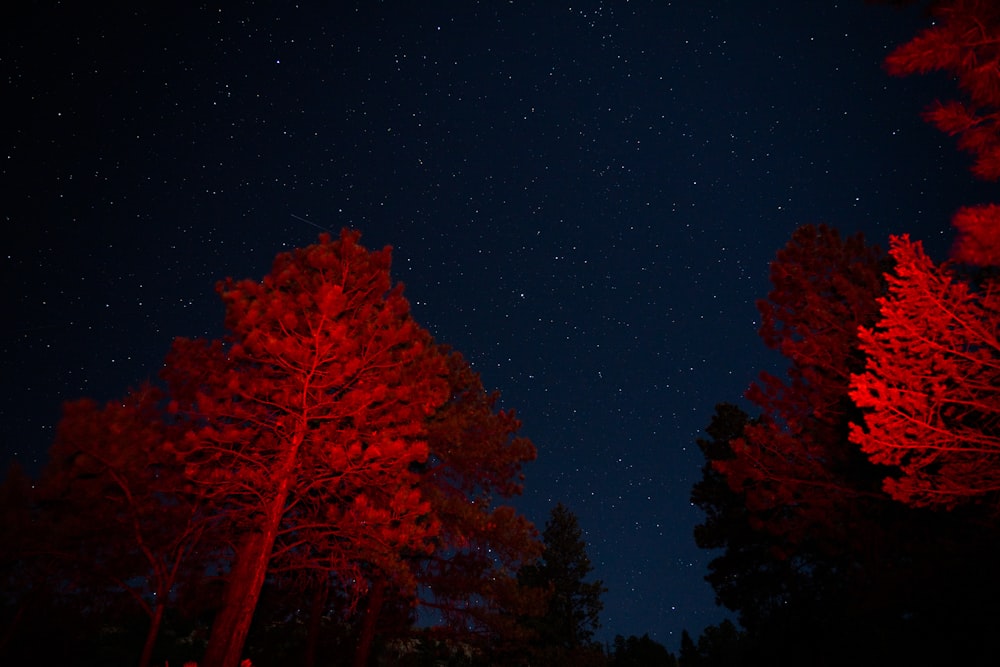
[201,474,293,667]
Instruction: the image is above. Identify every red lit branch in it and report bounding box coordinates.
[851,235,1000,509]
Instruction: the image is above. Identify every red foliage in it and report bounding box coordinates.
[850,235,1000,510]
[163,230,452,667]
[713,225,888,548]
[14,230,540,667]
[951,203,1000,266]
[34,387,209,667]
[412,350,543,643]
[885,0,1000,179]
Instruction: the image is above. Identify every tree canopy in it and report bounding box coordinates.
[1,230,541,667]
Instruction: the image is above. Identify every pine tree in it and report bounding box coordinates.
[519,503,606,652]
[678,630,699,667]
[163,230,451,667]
[850,234,1000,510]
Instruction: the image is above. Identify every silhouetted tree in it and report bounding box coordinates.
[519,503,606,661]
[677,631,698,667]
[677,622,744,667]
[691,404,819,633]
[693,620,743,667]
[0,463,47,655]
[692,229,897,659]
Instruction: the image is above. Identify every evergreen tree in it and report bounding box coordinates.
[163,230,452,667]
[519,503,606,654]
[677,631,698,667]
[694,620,743,667]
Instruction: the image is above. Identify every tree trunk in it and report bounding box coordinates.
[138,601,165,667]
[201,475,293,667]
[352,578,386,667]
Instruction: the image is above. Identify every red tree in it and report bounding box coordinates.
[162,230,451,667]
[850,234,1000,510]
[885,0,1000,180]
[31,387,210,667]
[408,349,543,650]
[713,225,889,549]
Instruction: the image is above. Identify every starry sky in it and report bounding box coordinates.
[3,0,996,651]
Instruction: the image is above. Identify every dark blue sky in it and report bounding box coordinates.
[3,1,994,650]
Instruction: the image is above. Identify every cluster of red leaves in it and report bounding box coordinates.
[845,1,1000,513]
[415,351,542,643]
[713,225,888,549]
[163,231,451,603]
[885,0,1000,180]
[28,388,212,667]
[951,203,1000,266]
[851,235,1000,509]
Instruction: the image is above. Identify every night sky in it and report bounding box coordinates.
[3,1,995,651]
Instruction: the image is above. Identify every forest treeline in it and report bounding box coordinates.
[4,1,1000,665]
